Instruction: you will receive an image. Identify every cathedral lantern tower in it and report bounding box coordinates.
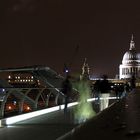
[119,35,140,79]
[80,58,90,80]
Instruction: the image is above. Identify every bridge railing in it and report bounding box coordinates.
[0,87,76,119]
[0,86,125,119]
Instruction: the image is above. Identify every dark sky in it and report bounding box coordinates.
[0,0,140,78]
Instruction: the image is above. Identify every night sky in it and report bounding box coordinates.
[0,0,140,78]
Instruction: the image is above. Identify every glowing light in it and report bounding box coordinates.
[67,102,78,107]
[1,101,79,125]
[60,105,65,109]
[4,106,60,125]
[2,89,5,92]
[74,80,96,124]
[8,75,11,79]
[87,98,96,102]
[99,94,110,111]
[27,106,30,110]
[8,106,12,110]
[99,97,117,100]
[0,120,2,127]
[13,101,16,105]
[0,97,104,126]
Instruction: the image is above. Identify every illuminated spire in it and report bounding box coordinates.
[130,34,135,50]
[81,58,90,80]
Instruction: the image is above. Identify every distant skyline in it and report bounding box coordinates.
[0,0,140,78]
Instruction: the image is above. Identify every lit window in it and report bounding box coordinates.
[31,76,33,79]
[18,76,20,79]
[8,75,11,79]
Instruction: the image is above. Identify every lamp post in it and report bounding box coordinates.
[63,63,69,78]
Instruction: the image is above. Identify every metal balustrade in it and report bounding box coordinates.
[0,87,66,118]
[0,66,79,119]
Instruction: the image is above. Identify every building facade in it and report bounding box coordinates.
[119,35,140,79]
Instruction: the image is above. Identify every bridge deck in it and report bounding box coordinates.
[0,97,117,140]
[58,89,140,140]
[0,107,77,140]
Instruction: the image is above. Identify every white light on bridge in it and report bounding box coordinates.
[1,97,117,125]
[3,102,79,125]
[5,106,60,125]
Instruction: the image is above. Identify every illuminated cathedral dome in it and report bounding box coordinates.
[119,35,140,79]
[122,50,140,65]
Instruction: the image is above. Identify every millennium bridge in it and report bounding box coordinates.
[0,66,79,118]
[0,66,139,140]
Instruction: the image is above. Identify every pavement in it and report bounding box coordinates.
[0,108,77,140]
[0,93,124,140]
[57,88,140,140]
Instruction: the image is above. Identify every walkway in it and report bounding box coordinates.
[0,108,77,140]
[0,96,117,140]
[58,89,140,140]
